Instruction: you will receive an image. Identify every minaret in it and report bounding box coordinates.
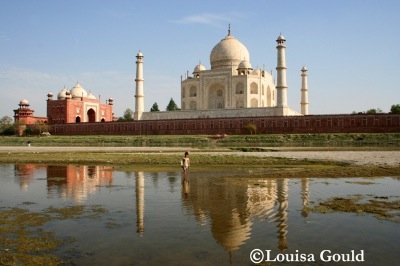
[134,51,144,120]
[300,66,309,115]
[276,34,288,108]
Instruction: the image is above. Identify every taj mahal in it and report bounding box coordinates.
[12,27,399,135]
[134,28,309,121]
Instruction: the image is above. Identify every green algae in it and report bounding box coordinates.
[311,195,400,222]
[0,208,61,265]
[0,205,108,265]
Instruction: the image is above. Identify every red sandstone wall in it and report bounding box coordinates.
[49,114,400,135]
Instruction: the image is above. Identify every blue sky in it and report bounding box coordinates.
[1,0,399,118]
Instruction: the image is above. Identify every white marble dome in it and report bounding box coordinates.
[70,82,88,99]
[210,33,250,70]
[193,63,206,74]
[238,60,252,69]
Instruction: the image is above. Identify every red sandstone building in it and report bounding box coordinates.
[46,82,114,124]
[13,99,48,135]
[13,82,114,135]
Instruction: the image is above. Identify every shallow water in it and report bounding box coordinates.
[0,163,399,265]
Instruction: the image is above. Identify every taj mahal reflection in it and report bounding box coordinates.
[13,165,311,256]
[183,176,300,253]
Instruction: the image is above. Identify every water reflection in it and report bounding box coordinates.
[135,171,145,236]
[14,164,45,191]
[47,165,113,203]
[14,164,113,203]
[13,165,297,253]
[182,175,298,253]
[7,164,400,265]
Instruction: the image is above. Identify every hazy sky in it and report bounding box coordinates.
[1,0,399,118]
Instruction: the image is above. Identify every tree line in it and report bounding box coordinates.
[118,98,179,121]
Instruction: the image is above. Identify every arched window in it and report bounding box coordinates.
[190,86,197,97]
[87,109,96,123]
[75,116,81,123]
[101,118,105,122]
[250,82,258,94]
[235,83,244,94]
[250,98,258,107]
[208,83,224,109]
[236,99,244,108]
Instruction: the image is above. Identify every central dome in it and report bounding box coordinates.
[210,33,250,70]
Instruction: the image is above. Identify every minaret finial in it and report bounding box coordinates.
[228,24,231,36]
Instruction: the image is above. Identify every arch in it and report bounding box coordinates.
[190,86,197,97]
[75,116,81,123]
[101,118,105,122]
[190,101,197,110]
[87,109,96,123]
[250,98,258,107]
[250,82,258,94]
[235,82,244,94]
[208,83,225,109]
[236,99,244,108]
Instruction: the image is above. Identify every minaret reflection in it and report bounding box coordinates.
[275,178,289,252]
[301,178,310,217]
[135,171,145,236]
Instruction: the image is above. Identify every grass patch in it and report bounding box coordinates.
[1,133,400,148]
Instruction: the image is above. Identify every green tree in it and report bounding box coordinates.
[390,104,400,114]
[366,108,383,114]
[118,108,134,121]
[150,102,160,112]
[0,116,14,135]
[166,98,180,111]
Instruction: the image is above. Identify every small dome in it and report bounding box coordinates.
[301,66,308,72]
[57,87,68,100]
[193,63,206,73]
[238,60,252,70]
[277,34,286,41]
[87,92,97,100]
[137,51,143,57]
[70,82,88,99]
[210,33,250,70]
[19,99,29,105]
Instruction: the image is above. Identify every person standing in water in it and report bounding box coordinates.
[181,151,190,172]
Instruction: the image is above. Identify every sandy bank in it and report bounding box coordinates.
[0,146,399,167]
